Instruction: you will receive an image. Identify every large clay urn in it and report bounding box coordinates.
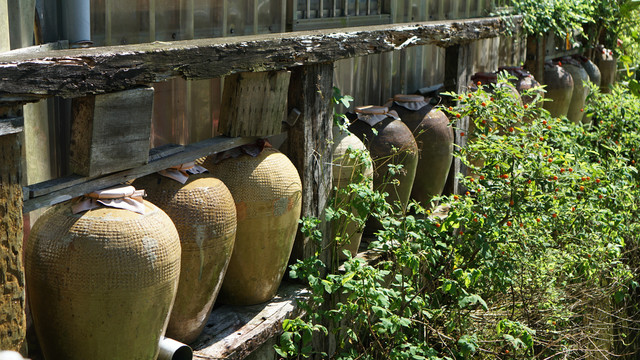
[387,94,453,208]
[573,54,601,88]
[498,66,544,106]
[348,106,418,233]
[202,145,302,305]
[132,164,237,343]
[558,57,590,124]
[542,60,574,118]
[331,127,373,258]
[596,47,617,93]
[25,186,181,360]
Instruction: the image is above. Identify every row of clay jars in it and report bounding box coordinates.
[543,56,602,125]
[596,46,617,93]
[26,146,302,359]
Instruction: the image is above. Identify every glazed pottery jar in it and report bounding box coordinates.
[542,60,574,118]
[202,144,302,305]
[387,94,453,208]
[26,186,181,360]
[348,106,418,233]
[133,163,237,343]
[573,54,601,87]
[558,57,590,124]
[331,127,373,258]
[497,66,544,106]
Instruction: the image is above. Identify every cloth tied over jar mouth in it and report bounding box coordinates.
[158,161,209,184]
[355,106,400,127]
[72,185,147,214]
[391,94,431,111]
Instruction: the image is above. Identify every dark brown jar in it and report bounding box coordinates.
[387,95,453,208]
[498,66,544,106]
[542,60,574,118]
[348,106,418,231]
[558,57,590,124]
[573,54,601,87]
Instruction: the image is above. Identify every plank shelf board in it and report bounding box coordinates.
[192,282,310,360]
[0,16,522,102]
[23,135,261,213]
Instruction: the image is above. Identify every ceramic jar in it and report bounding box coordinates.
[132,165,237,343]
[331,127,373,258]
[26,186,181,360]
[542,60,574,118]
[348,106,418,233]
[202,146,302,305]
[387,94,453,208]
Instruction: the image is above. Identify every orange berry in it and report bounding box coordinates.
[456,113,461,118]
[477,81,482,86]
[580,186,585,191]
[560,168,565,173]
[479,175,485,180]
[599,194,603,199]
[548,158,553,162]
[596,179,601,183]
[571,207,575,212]
[509,127,514,132]
[481,102,487,107]
[580,108,584,112]
[435,223,441,228]
[458,95,463,100]
[466,191,471,196]
[524,104,529,109]
[547,125,552,130]
[454,195,459,200]
[448,106,453,111]
[539,136,544,141]
[542,120,547,125]
[552,213,557,218]
[506,221,512,226]
[509,200,514,206]
[536,218,541,222]
[568,168,573,172]
[460,132,465,136]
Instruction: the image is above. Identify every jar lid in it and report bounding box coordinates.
[355,105,389,115]
[393,94,425,102]
[86,185,140,200]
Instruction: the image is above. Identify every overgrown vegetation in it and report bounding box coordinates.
[275,76,640,359]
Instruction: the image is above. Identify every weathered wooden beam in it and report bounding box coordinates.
[0,16,522,101]
[285,63,334,267]
[218,71,291,137]
[0,130,26,352]
[192,282,310,360]
[22,135,260,213]
[69,87,154,177]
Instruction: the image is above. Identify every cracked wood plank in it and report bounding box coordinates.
[0,16,521,102]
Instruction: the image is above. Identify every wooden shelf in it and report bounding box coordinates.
[192,282,310,360]
[0,16,521,103]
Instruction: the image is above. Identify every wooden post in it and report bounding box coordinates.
[286,63,334,268]
[443,44,473,196]
[524,35,545,84]
[0,105,26,353]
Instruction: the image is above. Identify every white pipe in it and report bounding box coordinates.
[158,337,193,360]
[62,0,91,46]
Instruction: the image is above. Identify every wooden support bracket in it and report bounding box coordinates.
[219,70,291,137]
[69,87,154,177]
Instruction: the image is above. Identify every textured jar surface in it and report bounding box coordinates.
[349,118,418,234]
[543,64,574,118]
[133,173,237,343]
[391,104,453,208]
[332,127,373,258]
[202,148,302,305]
[562,62,590,124]
[25,201,181,360]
